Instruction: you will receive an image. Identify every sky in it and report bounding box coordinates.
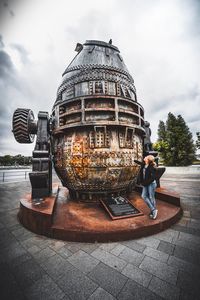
[0,0,200,156]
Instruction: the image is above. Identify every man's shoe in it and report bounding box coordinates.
[152,209,158,220]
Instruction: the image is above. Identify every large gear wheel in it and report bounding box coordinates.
[12,108,35,143]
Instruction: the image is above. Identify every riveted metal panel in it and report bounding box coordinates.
[52,40,145,201]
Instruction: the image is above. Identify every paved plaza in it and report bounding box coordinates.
[0,169,200,300]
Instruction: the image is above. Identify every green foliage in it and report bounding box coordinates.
[155,112,196,166]
[196,132,200,149]
[0,155,31,166]
[157,121,166,141]
[153,140,169,152]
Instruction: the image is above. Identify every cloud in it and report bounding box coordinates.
[0,34,4,47]
[0,49,14,77]
[0,37,17,150]
[0,34,15,80]
[0,35,34,155]
[0,0,200,156]
[10,43,29,64]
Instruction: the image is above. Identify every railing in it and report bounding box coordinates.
[0,170,31,182]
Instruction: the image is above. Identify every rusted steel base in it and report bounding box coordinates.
[18,185,182,243]
[18,194,56,236]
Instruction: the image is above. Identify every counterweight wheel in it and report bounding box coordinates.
[12,108,35,143]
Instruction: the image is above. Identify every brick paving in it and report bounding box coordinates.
[0,170,200,300]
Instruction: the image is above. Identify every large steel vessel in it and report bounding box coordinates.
[12,40,145,201]
[51,40,145,201]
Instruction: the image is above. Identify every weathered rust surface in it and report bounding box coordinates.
[18,194,56,235]
[51,40,145,201]
[18,185,182,242]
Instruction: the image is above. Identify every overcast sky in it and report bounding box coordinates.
[0,0,199,156]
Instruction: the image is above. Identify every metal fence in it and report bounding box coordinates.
[0,170,31,182]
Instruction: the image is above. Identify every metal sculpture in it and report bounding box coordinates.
[12,109,52,198]
[12,40,147,201]
[144,121,153,152]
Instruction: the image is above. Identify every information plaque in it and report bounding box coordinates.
[100,196,143,220]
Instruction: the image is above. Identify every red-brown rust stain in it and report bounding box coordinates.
[21,183,59,215]
[21,194,56,216]
[55,132,142,191]
[157,187,180,197]
[52,191,180,234]
[70,138,90,179]
[20,186,182,241]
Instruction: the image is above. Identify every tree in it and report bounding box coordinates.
[157,120,166,141]
[154,120,168,162]
[154,113,195,166]
[0,155,32,166]
[2,155,13,166]
[196,132,200,150]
